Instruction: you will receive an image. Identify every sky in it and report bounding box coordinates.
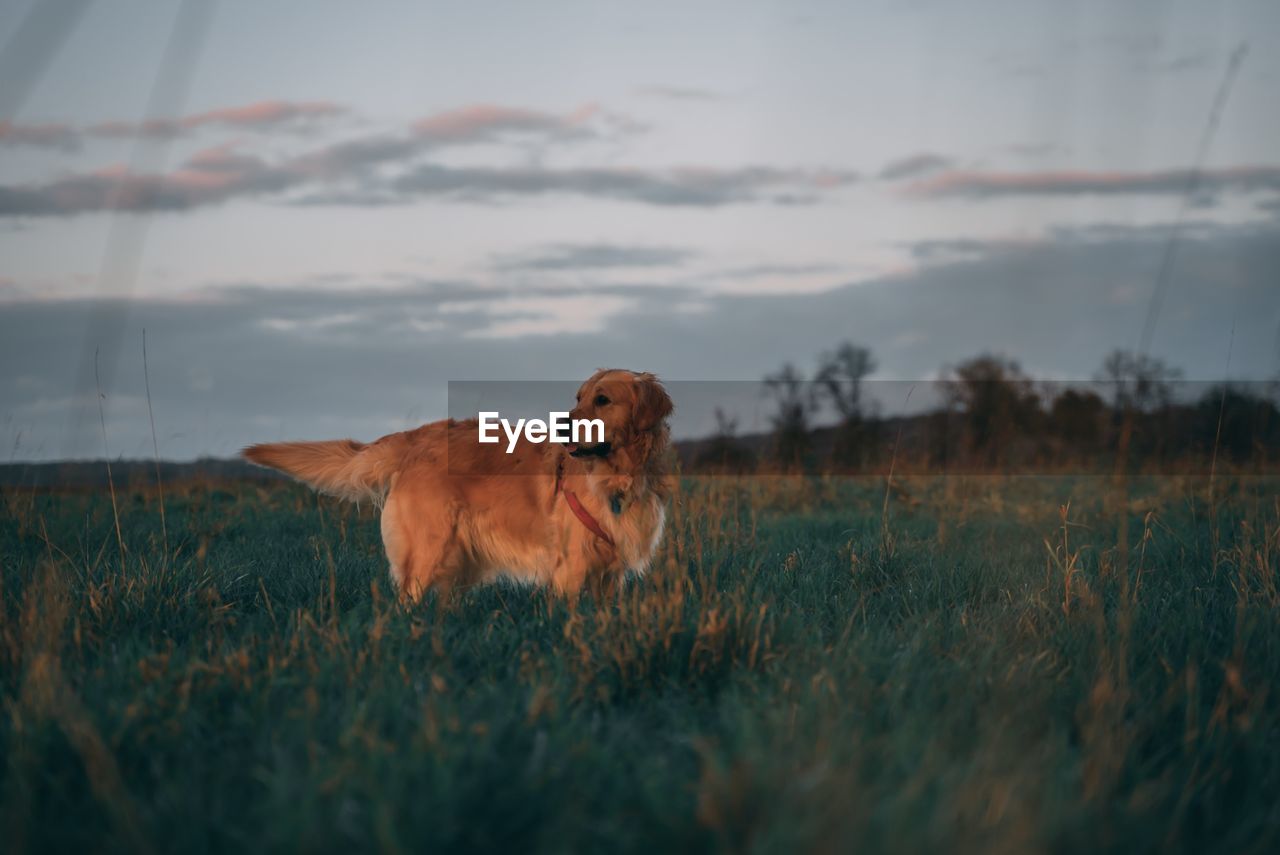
[1,0,1278,461]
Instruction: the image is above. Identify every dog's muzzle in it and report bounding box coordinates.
[567,441,612,459]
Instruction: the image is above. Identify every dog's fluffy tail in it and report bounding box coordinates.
[242,437,402,503]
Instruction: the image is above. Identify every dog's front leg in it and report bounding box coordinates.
[550,553,590,600]
[586,567,624,601]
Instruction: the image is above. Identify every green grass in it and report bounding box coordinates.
[2,472,1278,853]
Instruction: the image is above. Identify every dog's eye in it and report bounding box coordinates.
[594,394,610,407]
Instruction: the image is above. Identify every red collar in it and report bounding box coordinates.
[555,460,615,547]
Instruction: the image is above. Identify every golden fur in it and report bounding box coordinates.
[243,369,674,600]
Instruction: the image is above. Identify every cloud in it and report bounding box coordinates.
[878,153,953,181]
[907,218,1250,265]
[375,163,856,208]
[413,103,580,142]
[10,99,804,215]
[0,101,345,151]
[288,134,423,179]
[465,293,639,339]
[907,238,997,263]
[909,165,1280,201]
[14,99,638,155]
[0,92,854,216]
[0,119,80,151]
[288,102,645,183]
[0,149,294,216]
[495,243,694,271]
[87,100,346,139]
[412,102,640,145]
[0,148,855,216]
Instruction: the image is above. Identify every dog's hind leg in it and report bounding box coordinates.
[402,531,466,602]
[384,486,468,602]
[380,492,414,597]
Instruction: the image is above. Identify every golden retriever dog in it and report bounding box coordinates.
[243,369,674,600]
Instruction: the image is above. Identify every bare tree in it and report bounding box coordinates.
[1096,350,1184,414]
[763,363,813,467]
[815,343,876,419]
[941,354,1040,466]
[694,407,755,472]
[814,342,877,467]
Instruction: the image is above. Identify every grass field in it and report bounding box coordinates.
[2,471,1278,853]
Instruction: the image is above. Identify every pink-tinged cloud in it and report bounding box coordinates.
[414,104,566,139]
[0,120,80,150]
[182,141,273,177]
[278,102,648,179]
[0,146,293,216]
[88,100,345,139]
[0,101,853,216]
[411,102,640,145]
[908,165,1280,199]
[183,100,342,128]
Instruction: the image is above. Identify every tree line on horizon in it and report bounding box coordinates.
[692,344,1280,472]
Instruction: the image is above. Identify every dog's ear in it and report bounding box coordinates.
[632,373,673,432]
[576,368,607,403]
